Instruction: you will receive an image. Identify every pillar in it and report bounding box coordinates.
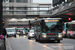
[0,0,3,34]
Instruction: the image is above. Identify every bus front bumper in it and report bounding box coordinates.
[40,37,63,41]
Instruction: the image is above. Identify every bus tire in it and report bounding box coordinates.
[28,37,31,39]
[57,40,60,43]
[35,39,38,42]
[15,36,16,38]
[68,34,71,38]
[39,36,43,42]
[35,36,38,42]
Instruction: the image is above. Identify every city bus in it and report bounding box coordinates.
[31,18,63,43]
[63,22,69,38]
[66,21,75,38]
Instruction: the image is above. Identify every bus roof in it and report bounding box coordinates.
[65,22,75,24]
[71,20,75,22]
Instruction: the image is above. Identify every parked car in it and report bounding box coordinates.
[16,28,25,35]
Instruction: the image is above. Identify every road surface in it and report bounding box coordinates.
[6,36,75,50]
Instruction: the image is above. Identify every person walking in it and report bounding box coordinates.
[2,28,7,50]
[2,28,6,40]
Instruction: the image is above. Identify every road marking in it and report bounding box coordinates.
[6,38,12,50]
[29,40,55,50]
[63,43,75,46]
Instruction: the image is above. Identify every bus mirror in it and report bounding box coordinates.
[40,20,45,26]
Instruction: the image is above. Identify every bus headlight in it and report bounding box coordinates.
[42,34,46,38]
[58,34,62,37]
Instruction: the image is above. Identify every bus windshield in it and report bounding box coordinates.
[41,21,62,32]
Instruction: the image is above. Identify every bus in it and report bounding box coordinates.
[63,21,75,38]
[63,22,69,38]
[31,18,63,43]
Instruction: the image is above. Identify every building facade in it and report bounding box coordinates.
[3,0,33,15]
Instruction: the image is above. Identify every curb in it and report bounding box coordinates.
[6,38,12,50]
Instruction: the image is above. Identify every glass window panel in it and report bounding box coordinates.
[9,0,14,2]
[16,0,28,3]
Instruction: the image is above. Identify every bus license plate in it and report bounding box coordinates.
[50,38,55,40]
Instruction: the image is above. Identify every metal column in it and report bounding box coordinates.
[0,0,3,34]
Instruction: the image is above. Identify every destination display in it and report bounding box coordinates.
[44,20,59,22]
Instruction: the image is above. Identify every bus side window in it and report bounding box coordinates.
[67,25,71,31]
[34,26,38,32]
[38,26,41,32]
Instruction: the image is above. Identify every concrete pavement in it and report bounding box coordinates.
[0,40,5,50]
[6,36,75,50]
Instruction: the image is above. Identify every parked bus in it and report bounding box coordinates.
[31,18,63,43]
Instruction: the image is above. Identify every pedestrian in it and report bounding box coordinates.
[2,28,7,40]
[2,28,6,50]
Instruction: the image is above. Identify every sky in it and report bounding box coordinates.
[33,0,52,3]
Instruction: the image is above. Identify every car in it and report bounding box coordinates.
[16,28,26,35]
[25,29,29,35]
[6,28,16,38]
[28,30,34,39]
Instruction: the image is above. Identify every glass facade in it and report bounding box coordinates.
[16,0,28,3]
[9,7,14,10]
[3,6,6,10]
[15,11,27,14]
[3,11,27,14]
[9,0,14,2]
[16,7,28,10]
[3,0,33,15]
[3,0,5,2]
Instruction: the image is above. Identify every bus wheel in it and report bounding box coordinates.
[68,34,71,38]
[28,37,31,39]
[35,39,38,42]
[57,40,60,43]
[39,37,43,42]
[14,35,16,38]
[28,38,31,39]
[35,36,38,42]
